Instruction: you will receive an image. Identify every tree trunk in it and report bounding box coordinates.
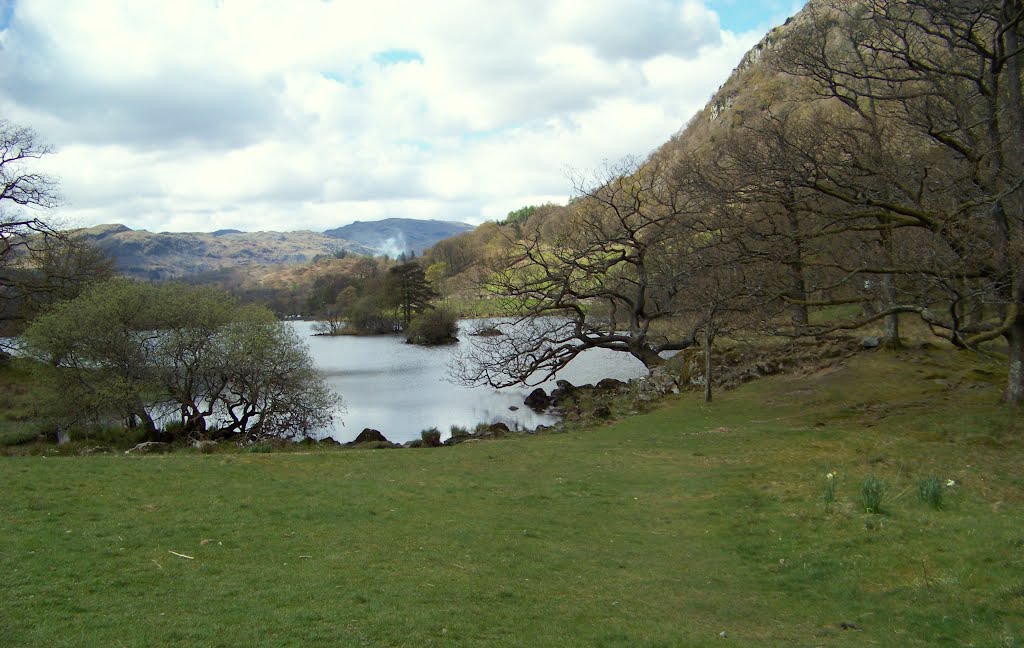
[785,211,809,333]
[882,272,900,349]
[703,331,713,403]
[787,265,809,333]
[1004,318,1024,405]
[133,402,158,438]
[878,227,900,349]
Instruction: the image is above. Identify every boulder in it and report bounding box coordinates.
[191,439,219,452]
[550,380,576,403]
[477,422,511,438]
[595,378,627,391]
[862,336,881,349]
[349,428,391,445]
[524,388,551,411]
[592,405,612,419]
[126,441,172,455]
[643,367,679,396]
[471,327,503,337]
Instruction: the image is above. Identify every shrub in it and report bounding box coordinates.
[862,475,885,514]
[449,425,470,439]
[162,421,185,439]
[917,475,944,510]
[405,308,459,346]
[420,427,442,447]
[0,422,41,447]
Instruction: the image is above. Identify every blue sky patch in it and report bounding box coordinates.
[373,49,424,66]
[0,1,15,31]
[321,71,363,88]
[398,138,433,152]
[707,0,796,34]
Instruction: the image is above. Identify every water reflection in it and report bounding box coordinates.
[294,320,647,444]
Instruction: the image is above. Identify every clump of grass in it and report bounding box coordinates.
[420,427,442,447]
[245,442,275,454]
[822,470,837,511]
[862,475,885,514]
[917,475,944,510]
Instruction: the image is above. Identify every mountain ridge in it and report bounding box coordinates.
[71,218,474,280]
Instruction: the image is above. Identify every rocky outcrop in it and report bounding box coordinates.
[125,441,172,455]
[347,428,398,448]
[78,446,113,456]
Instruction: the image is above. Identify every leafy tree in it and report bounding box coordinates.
[346,294,399,334]
[21,279,338,441]
[384,261,435,327]
[500,205,539,226]
[215,315,339,440]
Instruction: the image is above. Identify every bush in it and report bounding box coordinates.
[405,308,459,346]
[0,423,40,447]
[420,427,442,447]
[449,425,470,439]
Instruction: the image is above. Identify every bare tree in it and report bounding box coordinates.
[0,120,111,338]
[773,0,1024,401]
[456,158,704,387]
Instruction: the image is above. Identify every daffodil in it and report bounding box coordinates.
[946,479,955,487]
[826,472,835,480]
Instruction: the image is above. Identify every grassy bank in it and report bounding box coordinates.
[1,347,1021,647]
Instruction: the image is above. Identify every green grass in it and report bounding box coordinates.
[1,348,1022,646]
[0,360,46,447]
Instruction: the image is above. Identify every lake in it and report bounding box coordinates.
[294,320,649,444]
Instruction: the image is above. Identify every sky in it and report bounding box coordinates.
[0,0,801,233]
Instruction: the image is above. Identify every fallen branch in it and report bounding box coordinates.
[168,550,195,560]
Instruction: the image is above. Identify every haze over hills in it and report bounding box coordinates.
[323,219,475,256]
[72,218,473,281]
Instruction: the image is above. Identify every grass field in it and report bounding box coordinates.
[1,346,1022,647]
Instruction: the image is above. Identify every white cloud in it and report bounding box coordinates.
[0,0,774,232]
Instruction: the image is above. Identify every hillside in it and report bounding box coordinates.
[69,218,474,281]
[323,218,475,256]
[68,224,372,281]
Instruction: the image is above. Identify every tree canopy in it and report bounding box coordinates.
[22,279,339,441]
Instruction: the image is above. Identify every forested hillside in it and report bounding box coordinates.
[419,0,1024,403]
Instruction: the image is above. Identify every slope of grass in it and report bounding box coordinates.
[1,347,1021,647]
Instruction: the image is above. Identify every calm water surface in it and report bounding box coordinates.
[293,320,648,444]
